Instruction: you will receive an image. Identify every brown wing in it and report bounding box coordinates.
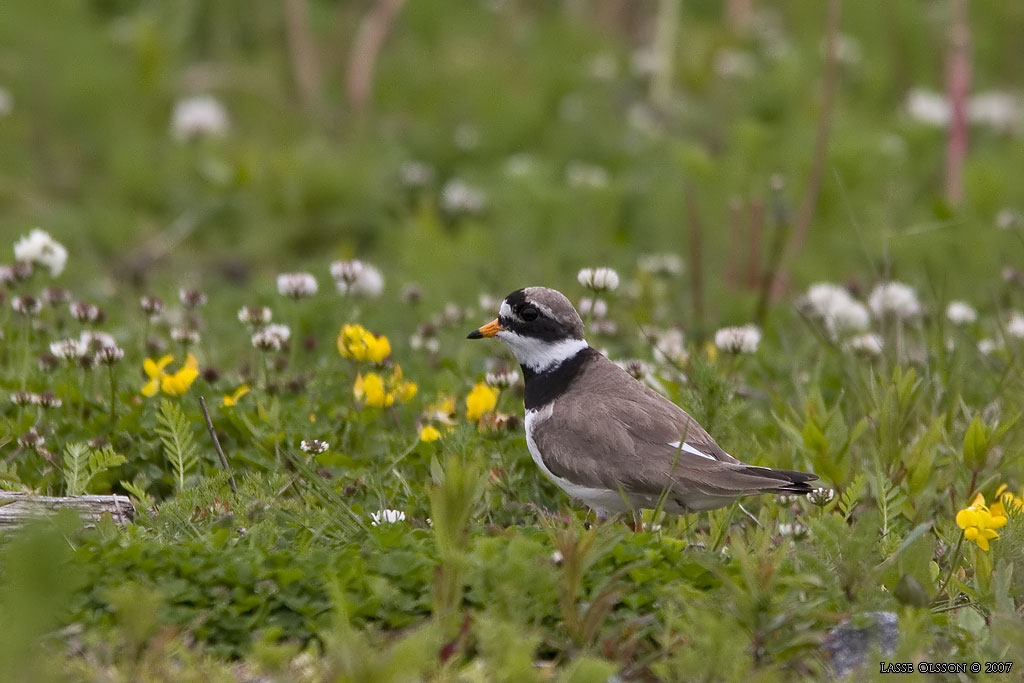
[533,356,815,507]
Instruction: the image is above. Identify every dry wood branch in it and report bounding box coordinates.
[346,0,407,113]
[945,0,970,206]
[0,492,134,529]
[199,396,237,494]
[284,0,323,112]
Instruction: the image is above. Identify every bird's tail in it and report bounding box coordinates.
[742,465,818,495]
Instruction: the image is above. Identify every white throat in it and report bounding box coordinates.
[496,332,589,372]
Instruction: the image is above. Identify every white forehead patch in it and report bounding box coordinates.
[499,300,513,319]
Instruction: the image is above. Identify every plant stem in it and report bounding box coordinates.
[108,364,117,425]
[938,530,965,605]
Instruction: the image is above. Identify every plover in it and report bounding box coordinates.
[468,286,817,515]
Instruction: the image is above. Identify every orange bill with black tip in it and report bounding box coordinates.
[467,318,503,339]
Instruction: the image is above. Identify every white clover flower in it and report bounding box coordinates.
[251,324,291,352]
[50,338,87,360]
[97,345,125,365]
[1007,312,1024,339]
[370,509,406,526]
[171,327,200,344]
[968,91,1021,133]
[637,253,683,277]
[13,228,68,277]
[80,331,117,352]
[566,161,610,189]
[945,301,977,326]
[178,288,207,308]
[399,160,434,188]
[778,521,809,538]
[330,260,384,297]
[807,488,835,507]
[978,338,1001,355]
[440,179,487,215]
[651,327,688,366]
[714,325,761,354]
[868,281,922,321]
[11,295,42,316]
[801,282,870,337]
[140,296,165,317]
[485,369,520,388]
[848,333,884,357]
[171,95,229,141]
[905,89,949,127]
[577,267,620,292]
[299,439,329,454]
[70,301,102,323]
[238,306,272,326]
[577,297,608,319]
[277,272,318,299]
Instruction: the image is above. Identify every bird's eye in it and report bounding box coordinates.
[520,306,539,321]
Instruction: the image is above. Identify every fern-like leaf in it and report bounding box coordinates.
[119,478,155,509]
[155,399,199,490]
[84,447,127,493]
[63,442,90,495]
[838,473,868,519]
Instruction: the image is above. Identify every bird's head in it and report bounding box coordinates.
[467,287,588,372]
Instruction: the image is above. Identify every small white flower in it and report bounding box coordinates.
[277,272,318,299]
[330,260,384,297]
[945,301,977,326]
[978,338,1001,355]
[171,327,200,345]
[11,295,42,316]
[440,179,487,215]
[778,521,808,538]
[97,345,125,365]
[651,328,688,366]
[905,89,949,127]
[69,301,102,323]
[801,282,870,337]
[550,550,564,565]
[848,333,884,357]
[13,228,68,277]
[577,267,620,292]
[140,296,165,317]
[637,253,683,277]
[630,47,663,77]
[79,331,117,351]
[968,91,1021,133]
[453,123,480,151]
[399,160,434,188]
[370,509,406,526]
[485,369,520,388]
[251,324,291,352]
[171,95,229,141]
[238,306,272,327]
[566,161,610,189]
[714,325,761,354]
[178,288,207,308]
[1007,312,1024,339]
[807,488,835,507]
[868,281,922,321]
[50,338,87,360]
[577,297,608,319]
[299,439,329,455]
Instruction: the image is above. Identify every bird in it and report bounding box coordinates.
[467,286,817,516]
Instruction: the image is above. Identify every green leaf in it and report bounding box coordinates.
[155,399,199,491]
[962,414,988,471]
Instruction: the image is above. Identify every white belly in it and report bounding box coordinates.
[524,404,633,515]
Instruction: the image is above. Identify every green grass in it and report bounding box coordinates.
[2,1,1024,680]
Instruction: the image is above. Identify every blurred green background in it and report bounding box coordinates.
[0,0,1021,314]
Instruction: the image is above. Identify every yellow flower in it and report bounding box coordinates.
[996,483,1024,511]
[161,353,199,396]
[142,355,174,397]
[956,493,1008,551]
[337,324,391,362]
[466,382,499,421]
[222,384,250,407]
[419,425,442,442]
[142,354,199,397]
[353,365,418,409]
[354,372,393,408]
